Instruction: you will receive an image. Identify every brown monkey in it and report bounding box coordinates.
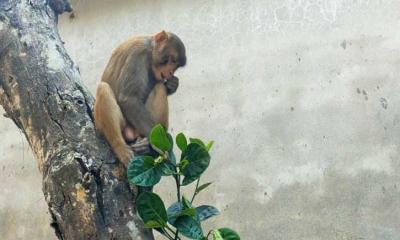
[94,31,186,166]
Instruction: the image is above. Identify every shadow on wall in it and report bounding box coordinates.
[221,168,400,240]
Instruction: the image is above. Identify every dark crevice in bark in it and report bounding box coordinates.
[75,83,95,123]
[91,168,106,224]
[50,211,64,240]
[75,156,89,174]
[48,109,65,133]
[75,155,106,224]
[84,96,95,122]
[44,83,65,134]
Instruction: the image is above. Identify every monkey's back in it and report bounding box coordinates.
[100,36,152,98]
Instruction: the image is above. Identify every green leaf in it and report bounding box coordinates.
[180,143,210,185]
[167,199,203,239]
[160,150,176,176]
[160,162,175,176]
[206,141,214,151]
[150,124,172,154]
[189,138,206,148]
[182,196,191,209]
[212,230,223,240]
[167,202,183,226]
[196,205,220,221]
[196,182,212,194]
[218,228,240,240]
[144,220,164,228]
[175,216,204,239]
[136,192,168,228]
[167,133,174,149]
[127,155,163,186]
[167,201,196,226]
[179,159,189,171]
[176,133,188,152]
[181,208,196,217]
[168,150,177,165]
[182,175,199,186]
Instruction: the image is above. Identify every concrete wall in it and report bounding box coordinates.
[1,0,400,239]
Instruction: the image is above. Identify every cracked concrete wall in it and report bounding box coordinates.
[1,0,400,239]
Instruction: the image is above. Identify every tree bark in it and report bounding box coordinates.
[0,1,153,239]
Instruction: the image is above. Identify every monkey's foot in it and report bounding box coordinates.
[130,137,150,154]
[114,144,134,167]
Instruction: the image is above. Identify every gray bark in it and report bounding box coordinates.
[0,1,153,239]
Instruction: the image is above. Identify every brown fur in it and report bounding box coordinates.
[93,31,185,166]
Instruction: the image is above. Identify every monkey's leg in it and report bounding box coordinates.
[146,83,169,128]
[94,82,133,166]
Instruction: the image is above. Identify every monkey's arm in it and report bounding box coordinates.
[117,55,156,136]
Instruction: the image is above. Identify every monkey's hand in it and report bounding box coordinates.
[131,137,151,154]
[165,76,179,95]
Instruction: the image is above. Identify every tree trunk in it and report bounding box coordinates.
[0,1,153,239]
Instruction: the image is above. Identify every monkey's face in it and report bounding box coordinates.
[152,53,179,81]
[152,31,186,81]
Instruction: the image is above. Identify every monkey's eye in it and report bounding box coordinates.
[161,57,169,65]
[168,55,177,64]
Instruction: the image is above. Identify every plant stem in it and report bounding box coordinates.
[173,169,181,240]
[164,233,174,240]
[206,230,213,239]
[165,225,176,235]
[176,174,181,202]
[173,230,181,240]
[190,178,201,203]
[162,228,174,240]
[165,225,182,240]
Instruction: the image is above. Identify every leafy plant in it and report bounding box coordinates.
[128,124,240,240]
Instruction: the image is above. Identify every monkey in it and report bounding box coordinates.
[93,31,186,167]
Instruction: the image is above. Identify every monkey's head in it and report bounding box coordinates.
[151,31,186,82]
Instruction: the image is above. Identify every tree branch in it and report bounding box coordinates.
[0,1,153,239]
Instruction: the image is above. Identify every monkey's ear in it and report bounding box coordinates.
[154,30,168,43]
